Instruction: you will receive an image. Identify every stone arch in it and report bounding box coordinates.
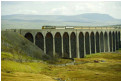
[113,32,115,51]
[104,32,108,52]
[55,32,62,57]
[96,32,100,53]
[85,32,90,54]
[24,32,33,43]
[100,32,104,52]
[79,32,84,58]
[90,32,95,53]
[109,32,112,52]
[35,32,44,50]
[46,32,53,56]
[63,32,69,58]
[71,32,76,58]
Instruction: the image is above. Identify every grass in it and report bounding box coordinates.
[1,52,13,60]
[1,72,56,81]
[2,52,121,81]
[46,58,73,64]
[1,60,49,73]
[47,53,121,81]
[1,52,34,61]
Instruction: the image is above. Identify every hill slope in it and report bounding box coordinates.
[1,31,49,61]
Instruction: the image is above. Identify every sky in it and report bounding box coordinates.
[1,1,121,19]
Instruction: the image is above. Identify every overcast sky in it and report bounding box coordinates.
[1,1,121,19]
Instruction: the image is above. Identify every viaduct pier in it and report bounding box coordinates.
[7,26,121,58]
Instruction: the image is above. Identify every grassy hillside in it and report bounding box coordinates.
[1,31,57,81]
[1,31,50,61]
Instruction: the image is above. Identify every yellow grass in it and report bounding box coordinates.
[1,72,56,81]
[1,52,121,81]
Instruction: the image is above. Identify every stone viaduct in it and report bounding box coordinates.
[8,26,121,58]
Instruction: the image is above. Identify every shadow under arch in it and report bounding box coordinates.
[116,31,119,50]
[55,32,62,57]
[90,32,95,53]
[118,31,121,48]
[109,32,112,52]
[100,32,104,52]
[71,32,76,58]
[79,32,84,58]
[104,32,108,52]
[85,32,90,54]
[113,32,115,52]
[24,32,33,43]
[35,32,44,50]
[63,32,69,58]
[46,32,53,56]
[96,32,100,53]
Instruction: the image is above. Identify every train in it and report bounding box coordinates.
[42,26,74,29]
[42,25,119,30]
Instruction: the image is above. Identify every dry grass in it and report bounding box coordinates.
[1,72,56,81]
[2,52,121,81]
[40,52,121,81]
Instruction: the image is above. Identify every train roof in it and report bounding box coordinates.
[42,25,121,28]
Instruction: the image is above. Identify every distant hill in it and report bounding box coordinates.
[80,13,115,21]
[1,13,121,30]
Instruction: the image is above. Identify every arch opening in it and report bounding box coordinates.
[104,32,108,52]
[63,32,69,58]
[79,32,84,58]
[35,32,44,50]
[113,32,115,52]
[46,32,53,56]
[109,32,112,52]
[71,32,76,58]
[25,33,33,43]
[100,32,104,52]
[55,32,62,57]
[96,32,100,53]
[85,32,90,54]
[91,32,95,53]
[116,32,119,50]
[118,32,121,48]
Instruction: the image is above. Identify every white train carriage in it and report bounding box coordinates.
[65,26,74,29]
[55,26,65,29]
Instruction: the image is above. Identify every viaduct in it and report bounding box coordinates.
[7,26,121,58]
